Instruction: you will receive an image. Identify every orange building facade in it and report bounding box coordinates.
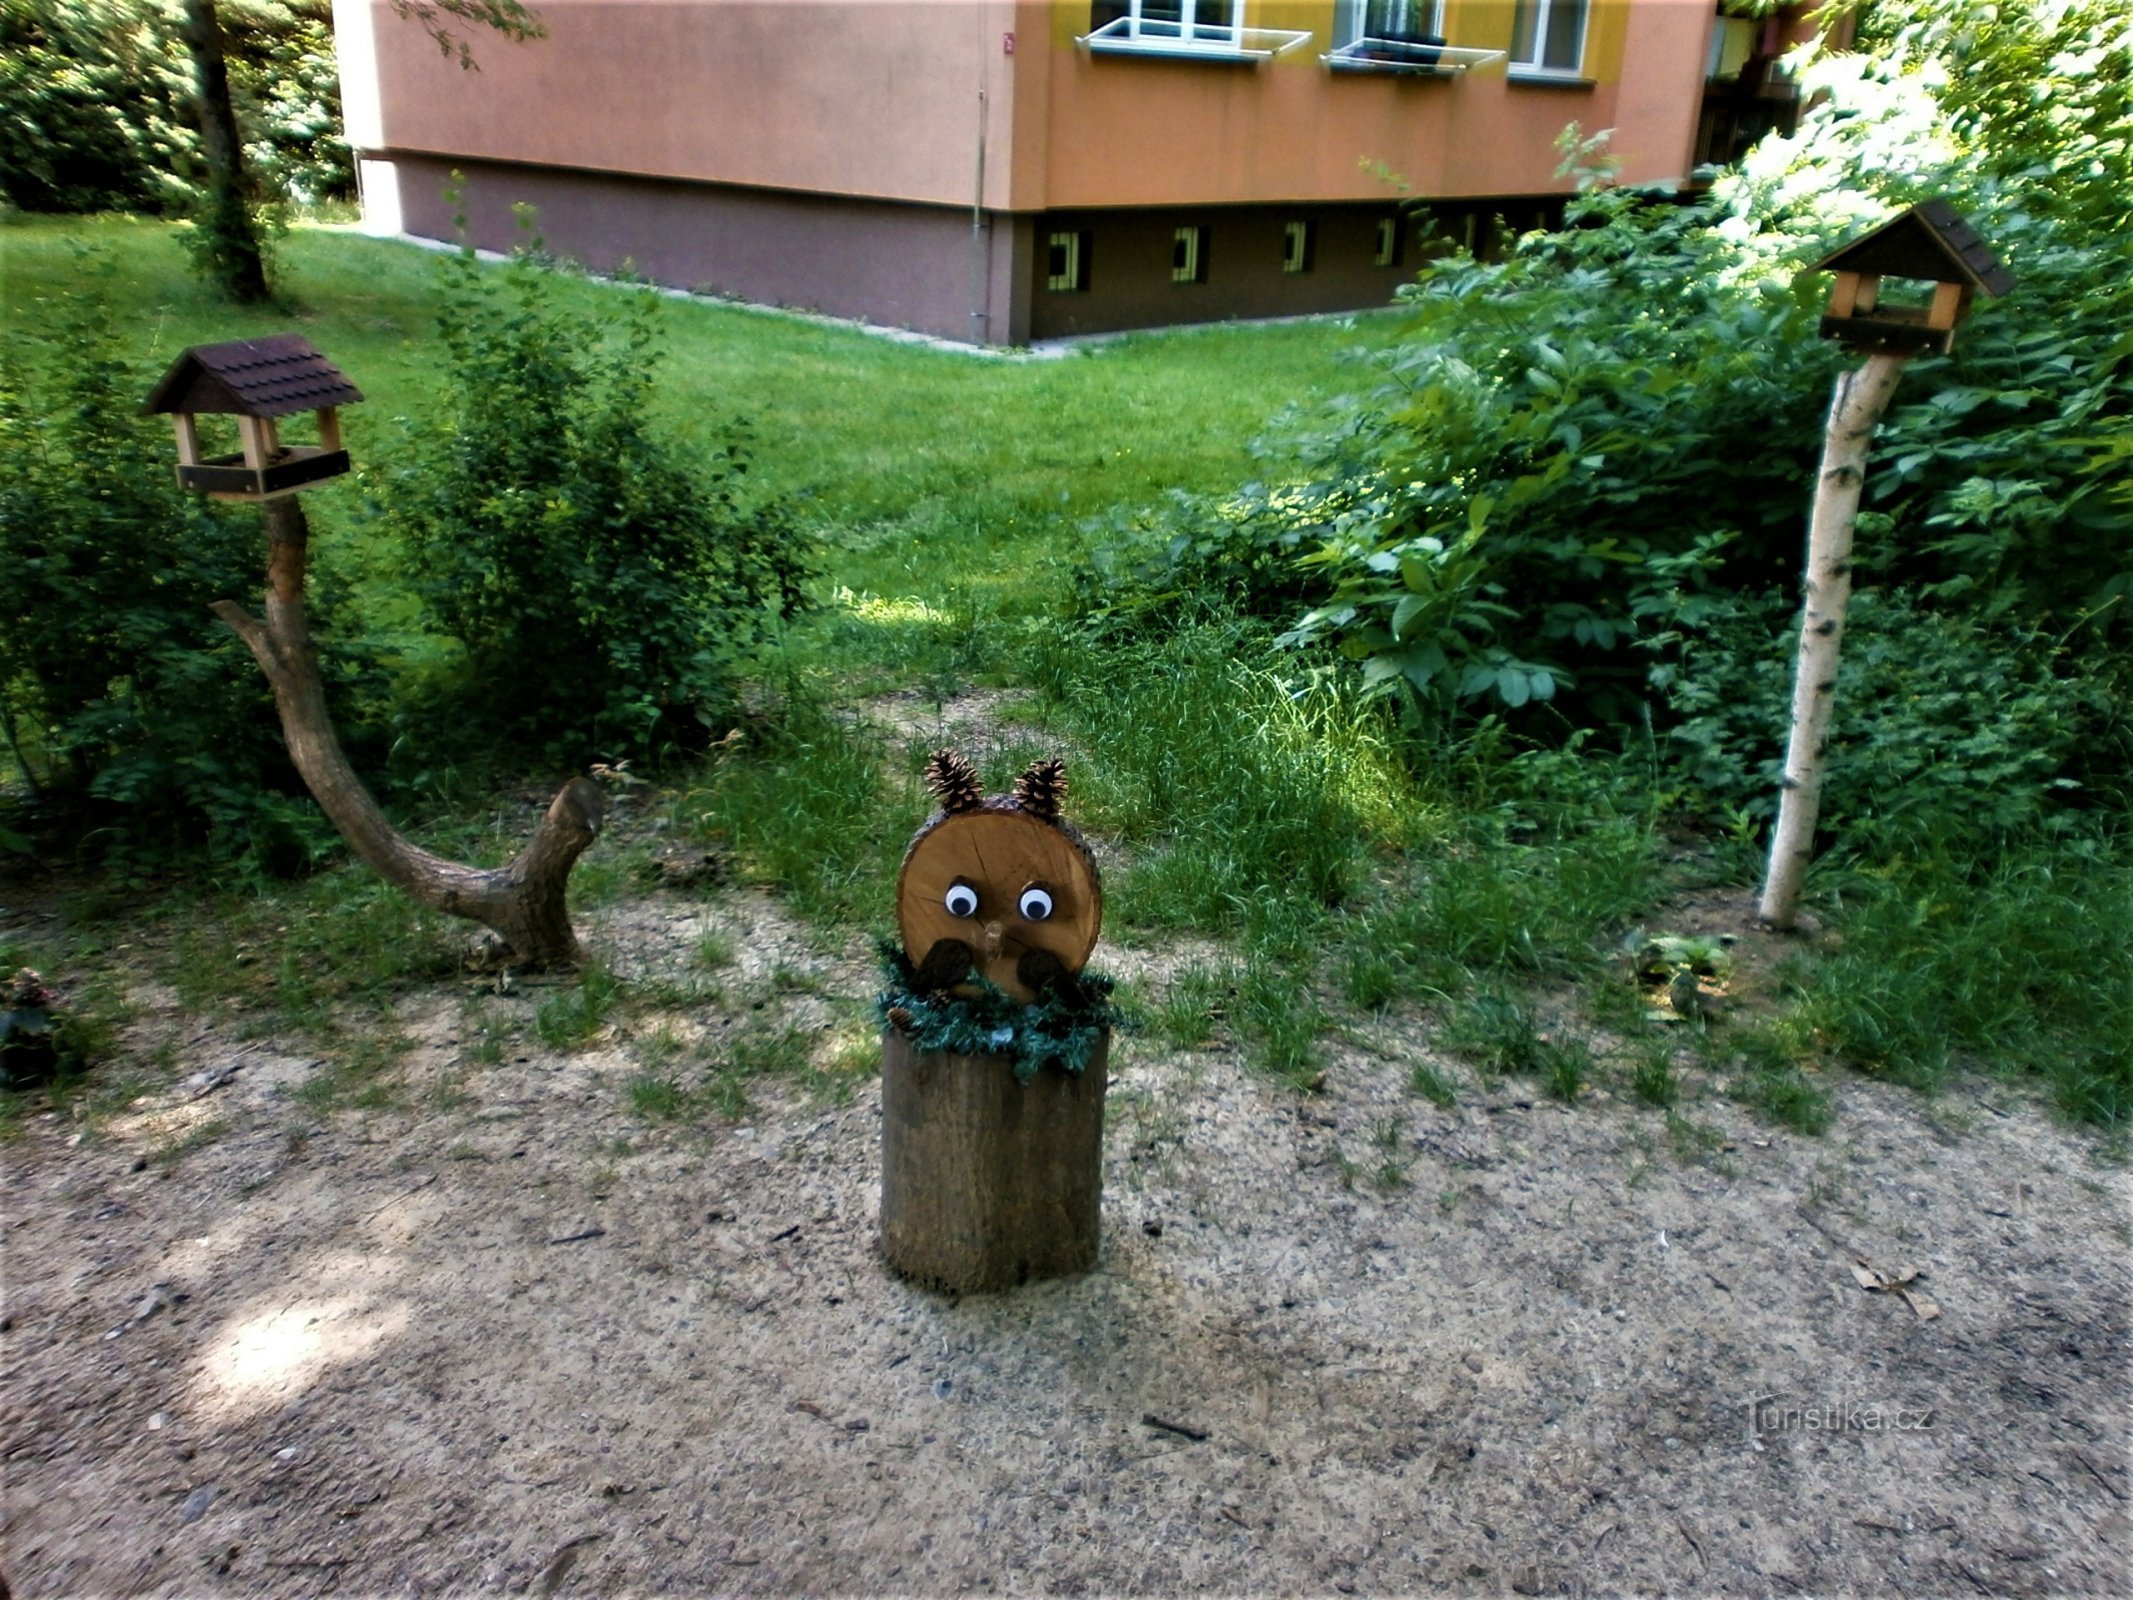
[334,1,1810,343]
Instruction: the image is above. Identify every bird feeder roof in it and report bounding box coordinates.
[1807,200,2014,296]
[140,333,364,420]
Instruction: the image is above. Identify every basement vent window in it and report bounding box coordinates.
[1047,231,1091,293]
[1375,216,1403,267]
[1173,225,1209,285]
[1283,221,1316,274]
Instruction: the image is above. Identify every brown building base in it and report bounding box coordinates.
[369,153,1561,347]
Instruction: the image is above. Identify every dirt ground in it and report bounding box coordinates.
[3,864,2130,1599]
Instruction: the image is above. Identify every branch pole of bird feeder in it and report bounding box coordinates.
[211,496,607,968]
[1758,349,1911,930]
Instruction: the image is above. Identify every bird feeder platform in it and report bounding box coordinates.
[141,333,364,501]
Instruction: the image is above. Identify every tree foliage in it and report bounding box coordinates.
[0,0,351,216]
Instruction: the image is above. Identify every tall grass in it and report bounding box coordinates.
[677,700,906,926]
[1037,623,1433,935]
[1798,838,2133,1128]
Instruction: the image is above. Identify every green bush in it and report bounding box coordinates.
[381,234,811,758]
[1076,0,2130,786]
[1648,586,2125,852]
[0,255,341,871]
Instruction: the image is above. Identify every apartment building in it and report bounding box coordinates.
[333,2,1815,344]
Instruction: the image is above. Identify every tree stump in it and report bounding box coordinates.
[878,1028,1108,1292]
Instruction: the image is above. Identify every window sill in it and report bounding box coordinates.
[1505,69,1596,88]
[1324,42,1507,77]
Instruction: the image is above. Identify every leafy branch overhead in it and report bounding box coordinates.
[389,0,545,69]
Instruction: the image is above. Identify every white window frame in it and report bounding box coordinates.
[1081,1,1311,63]
[1508,0,1589,78]
[1129,0,1244,47]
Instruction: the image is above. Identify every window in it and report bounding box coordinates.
[1283,221,1315,275]
[1172,225,1208,285]
[1374,216,1403,268]
[1509,0,1587,76]
[1101,1,1245,49]
[1082,1,1309,61]
[1047,230,1090,293]
[1335,0,1445,49]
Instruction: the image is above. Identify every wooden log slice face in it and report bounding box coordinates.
[898,800,1102,1004]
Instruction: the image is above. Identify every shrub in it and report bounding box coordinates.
[380,231,812,759]
[0,254,340,872]
[1647,586,2125,854]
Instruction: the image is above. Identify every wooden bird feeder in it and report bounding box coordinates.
[1808,200,2013,356]
[140,333,363,501]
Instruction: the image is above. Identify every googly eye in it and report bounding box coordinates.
[1018,886,1055,922]
[944,881,979,919]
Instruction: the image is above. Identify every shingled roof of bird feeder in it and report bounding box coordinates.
[140,333,365,421]
[1806,200,2015,297]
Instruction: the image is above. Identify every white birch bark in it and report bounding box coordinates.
[1758,351,1911,930]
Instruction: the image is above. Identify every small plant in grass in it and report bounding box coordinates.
[1370,1116,1412,1192]
[1730,1023,1833,1136]
[1542,1040,1588,1104]
[1630,1048,1680,1109]
[1233,958,1324,1089]
[1437,986,1589,1097]
[626,1070,691,1122]
[696,927,736,970]
[1037,624,1427,938]
[1665,1109,1725,1162]
[1153,967,1223,1049]
[682,699,902,923]
[1793,840,2133,1129]
[1410,1058,1459,1108]
[296,1028,414,1112]
[149,1116,231,1170]
[535,966,620,1048]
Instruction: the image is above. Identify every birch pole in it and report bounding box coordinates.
[1758,350,1911,930]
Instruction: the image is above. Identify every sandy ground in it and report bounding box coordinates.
[3,873,2130,1599]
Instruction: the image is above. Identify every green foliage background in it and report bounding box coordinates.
[0,1,351,216]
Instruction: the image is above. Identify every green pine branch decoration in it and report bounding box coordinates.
[875,937,1120,1082]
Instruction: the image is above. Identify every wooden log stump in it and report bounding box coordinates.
[878,1027,1108,1292]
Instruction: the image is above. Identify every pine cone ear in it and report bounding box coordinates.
[923,749,984,814]
[1012,757,1068,822]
